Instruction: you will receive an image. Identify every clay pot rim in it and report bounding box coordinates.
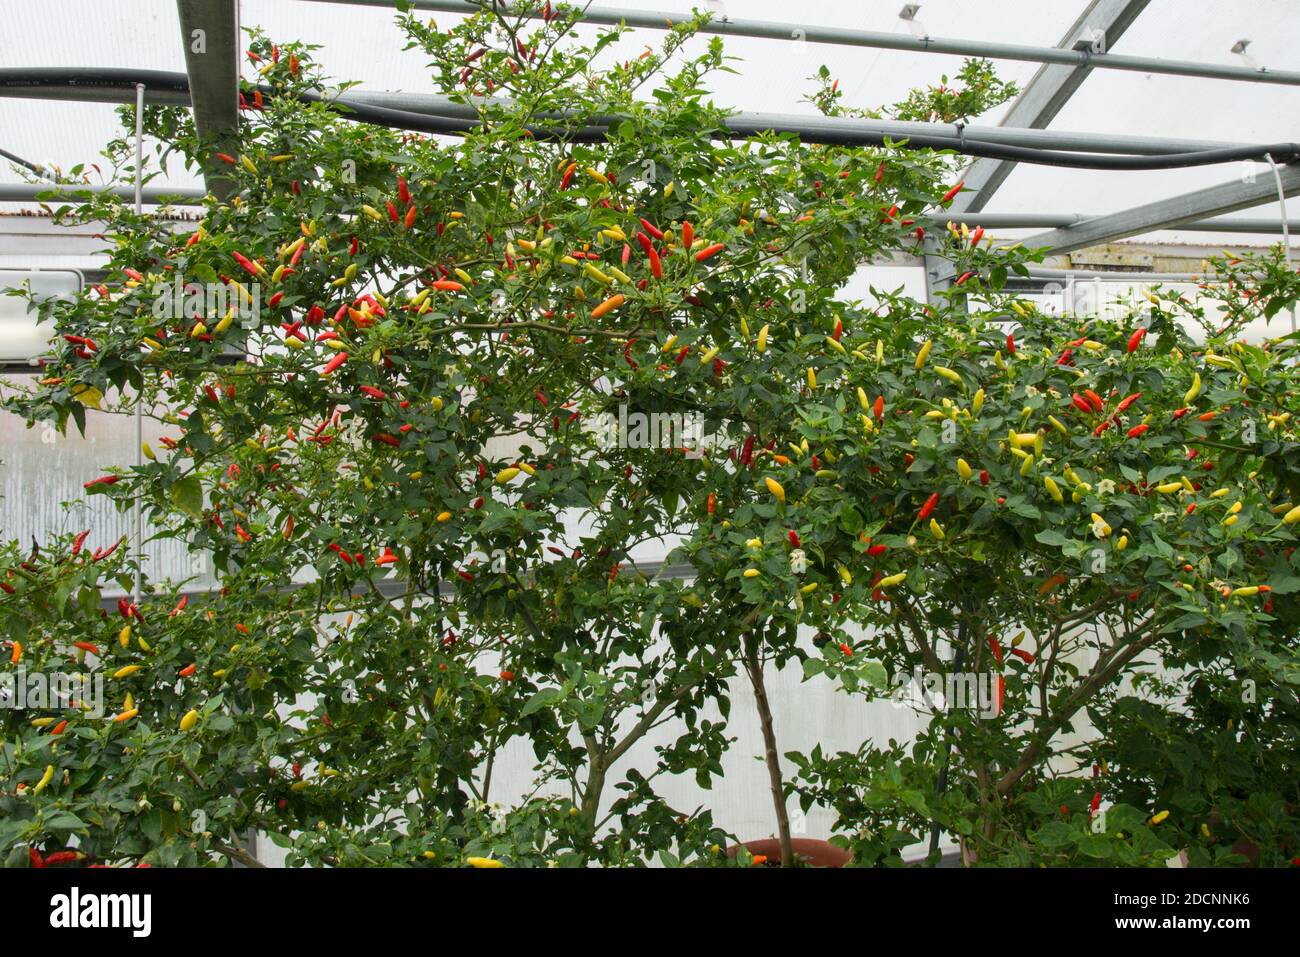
[727,837,852,868]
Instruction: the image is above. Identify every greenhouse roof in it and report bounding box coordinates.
[2,0,1299,251]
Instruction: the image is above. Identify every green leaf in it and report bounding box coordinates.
[170,475,204,519]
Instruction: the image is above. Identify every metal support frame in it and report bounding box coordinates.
[302,0,1300,88]
[950,0,1151,216]
[1021,163,1300,253]
[926,0,1148,299]
[175,0,240,200]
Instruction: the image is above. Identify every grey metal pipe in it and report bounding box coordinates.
[343,90,1244,156]
[306,0,1300,87]
[1,182,1295,237]
[0,70,1255,157]
[967,213,1300,234]
[1024,267,1213,281]
[0,183,205,203]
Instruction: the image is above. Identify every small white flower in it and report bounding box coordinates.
[1096,479,1116,495]
[789,548,807,575]
[1091,518,1109,539]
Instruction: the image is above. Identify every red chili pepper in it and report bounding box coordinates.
[28,848,45,868]
[1127,327,1146,353]
[235,524,252,543]
[70,529,90,557]
[371,433,400,447]
[232,252,259,277]
[1071,394,1093,415]
[987,636,1003,663]
[1126,424,1149,439]
[359,386,387,400]
[1094,420,1112,436]
[267,291,284,308]
[969,227,984,247]
[867,544,887,557]
[50,720,67,736]
[874,162,886,182]
[386,200,399,222]
[83,475,119,489]
[872,395,884,421]
[404,205,417,229]
[73,641,99,654]
[979,469,990,485]
[1084,389,1104,412]
[695,243,725,263]
[1172,407,1189,419]
[215,153,237,166]
[179,663,196,678]
[457,569,474,582]
[321,352,349,376]
[1006,333,1016,356]
[1115,392,1142,413]
[680,221,694,251]
[917,493,940,522]
[398,176,412,205]
[788,530,801,548]
[1010,648,1035,664]
[639,218,663,240]
[940,180,964,203]
[1056,348,1073,366]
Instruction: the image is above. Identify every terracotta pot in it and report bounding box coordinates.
[728,838,851,868]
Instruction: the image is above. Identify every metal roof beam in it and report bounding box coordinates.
[175,0,240,200]
[951,0,1151,215]
[1021,163,1300,253]
[300,0,1300,87]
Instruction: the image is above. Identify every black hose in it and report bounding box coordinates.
[0,146,48,178]
[3,69,1298,170]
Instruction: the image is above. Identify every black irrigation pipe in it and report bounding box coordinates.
[4,69,1300,171]
[0,146,51,179]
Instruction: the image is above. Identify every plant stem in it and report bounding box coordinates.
[744,632,792,867]
[927,623,967,863]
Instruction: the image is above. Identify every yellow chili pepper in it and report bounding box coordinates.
[32,764,55,795]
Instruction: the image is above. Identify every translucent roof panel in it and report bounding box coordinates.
[3,0,1299,247]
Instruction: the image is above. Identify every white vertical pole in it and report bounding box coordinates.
[1265,154,1296,334]
[133,83,145,607]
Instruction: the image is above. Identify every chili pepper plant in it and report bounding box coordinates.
[1,0,1296,868]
